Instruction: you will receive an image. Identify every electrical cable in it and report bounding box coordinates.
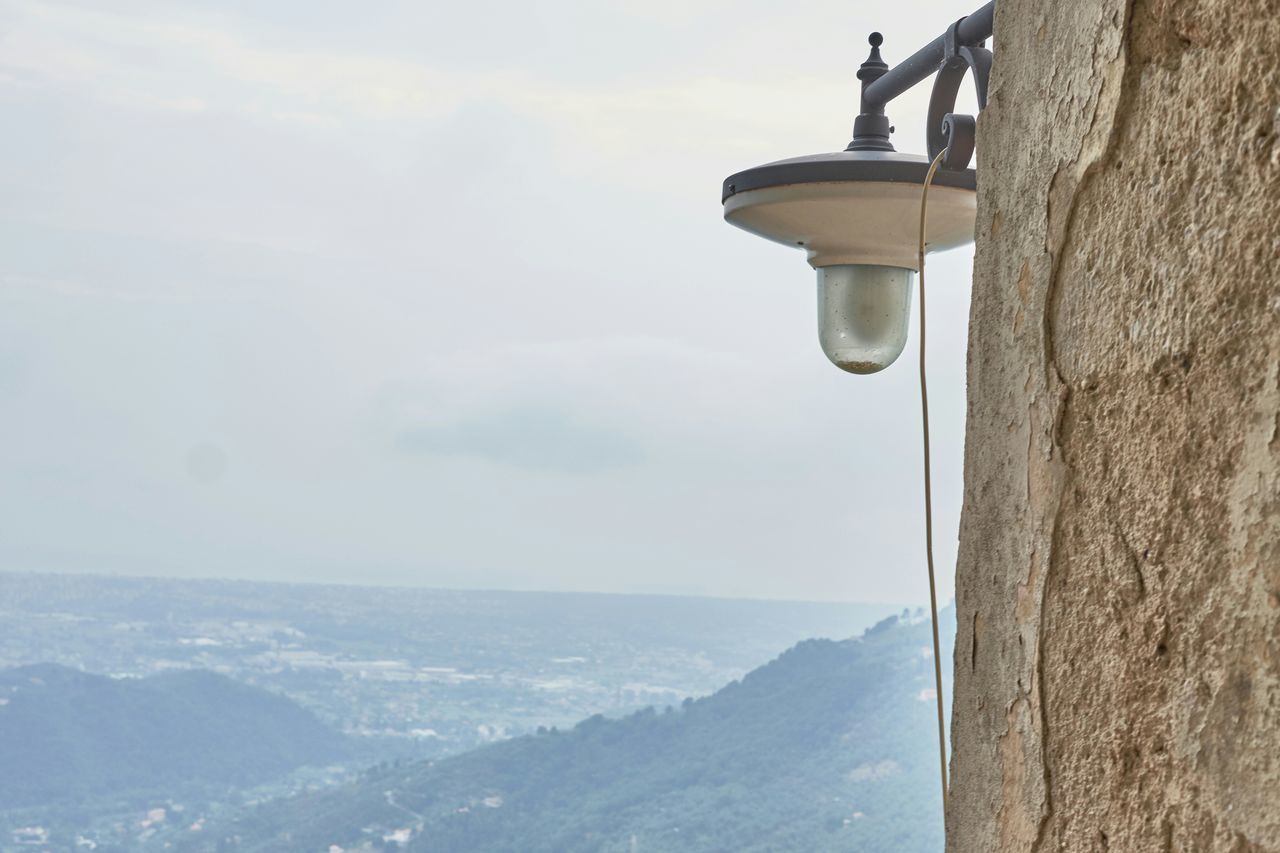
[918,148,950,819]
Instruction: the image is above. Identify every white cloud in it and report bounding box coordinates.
[0,0,978,604]
[0,0,858,191]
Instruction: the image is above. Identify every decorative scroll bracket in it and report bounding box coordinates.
[926,18,993,170]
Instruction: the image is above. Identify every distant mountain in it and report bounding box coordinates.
[0,664,347,808]
[1,572,902,760]
[205,610,954,853]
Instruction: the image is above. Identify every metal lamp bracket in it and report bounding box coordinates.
[926,19,993,170]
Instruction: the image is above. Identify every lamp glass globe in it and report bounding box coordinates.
[816,264,914,374]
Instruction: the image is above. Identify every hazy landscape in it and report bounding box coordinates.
[0,572,954,852]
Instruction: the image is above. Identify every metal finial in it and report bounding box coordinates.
[858,32,888,83]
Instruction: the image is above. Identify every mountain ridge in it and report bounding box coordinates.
[202,609,955,853]
[0,662,348,809]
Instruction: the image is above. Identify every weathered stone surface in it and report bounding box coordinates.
[948,0,1280,850]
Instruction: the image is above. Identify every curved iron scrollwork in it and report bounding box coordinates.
[926,19,992,170]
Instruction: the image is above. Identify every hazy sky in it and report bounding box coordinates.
[0,0,981,605]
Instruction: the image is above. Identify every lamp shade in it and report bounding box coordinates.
[721,147,977,373]
[722,149,976,271]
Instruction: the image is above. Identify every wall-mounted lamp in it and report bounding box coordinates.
[718,2,1000,815]
[721,3,995,374]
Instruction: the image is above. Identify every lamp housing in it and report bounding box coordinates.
[722,149,976,374]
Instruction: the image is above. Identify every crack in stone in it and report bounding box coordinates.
[1032,1,1141,849]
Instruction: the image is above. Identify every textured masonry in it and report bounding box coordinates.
[948,0,1280,850]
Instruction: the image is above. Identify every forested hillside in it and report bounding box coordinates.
[0,664,347,809]
[206,609,954,853]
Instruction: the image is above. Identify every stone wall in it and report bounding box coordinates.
[948,0,1280,850]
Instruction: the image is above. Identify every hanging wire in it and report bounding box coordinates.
[918,148,950,818]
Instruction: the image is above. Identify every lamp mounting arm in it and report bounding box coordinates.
[847,0,996,171]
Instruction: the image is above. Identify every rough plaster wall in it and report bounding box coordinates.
[948,0,1280,850]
